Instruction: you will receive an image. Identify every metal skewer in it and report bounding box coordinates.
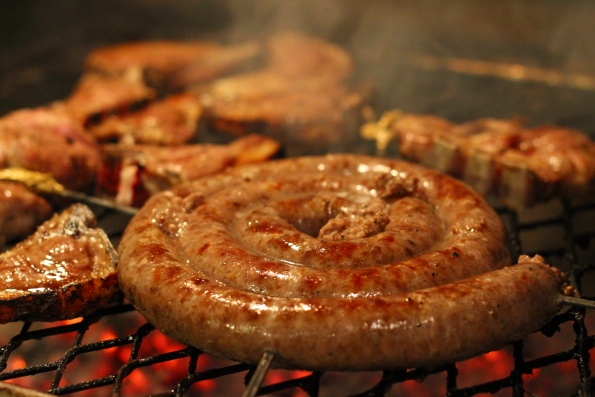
[54,188,139,216]
[408,55,595,92]
[558,294,595,310]
[0,168,138,216]
[242,350,276,397]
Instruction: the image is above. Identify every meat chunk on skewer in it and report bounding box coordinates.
[362,111,595,207]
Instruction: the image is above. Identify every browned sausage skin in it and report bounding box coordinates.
[117,154,567,371]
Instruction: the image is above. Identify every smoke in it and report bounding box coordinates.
[2,0,595,132]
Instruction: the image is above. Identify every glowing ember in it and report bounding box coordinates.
[0,302,594,396]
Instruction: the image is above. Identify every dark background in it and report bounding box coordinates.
[1,0,595,137]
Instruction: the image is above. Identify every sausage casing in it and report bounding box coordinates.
[118,154,564,370]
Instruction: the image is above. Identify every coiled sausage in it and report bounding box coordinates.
[118,154,568,370]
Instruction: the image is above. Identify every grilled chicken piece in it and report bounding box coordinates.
[0,181,53,247]
[0,106,101,191]
[62,73,156,124]
[0,204,121,323]
[87,92,202,145]
[362,111,595,207]
[197,32,369,150]
[97,134,281,207]
[84,40,263,91]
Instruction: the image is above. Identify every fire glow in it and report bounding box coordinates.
[1,305,594,396]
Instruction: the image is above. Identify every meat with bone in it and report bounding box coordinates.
[87,92,202,145]
[0,106,101,191]
[97,134,281,207]
[361,111,595,207]
[116,154,571,370]
[0,181,53,247]
[0,203,121,324]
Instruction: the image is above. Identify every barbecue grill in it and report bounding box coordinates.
[2,1,595,396]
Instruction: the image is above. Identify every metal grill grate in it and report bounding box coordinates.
[1,198,595,397]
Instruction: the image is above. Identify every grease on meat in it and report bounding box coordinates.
[362,111,595,207]
[0,204,121,323]
[117,154,568,370]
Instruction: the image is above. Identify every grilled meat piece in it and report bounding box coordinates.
[84,40,263,91]
[264,31,352,81]
[84,40,221,77]
[97,134,281,207]
[0,203,121,323]
[362,111,595,207]
[202,78,369,148]
[0,181,53,247]
[497,126,595,201]
[88,92,202,145]
[197,32,369,151]
[62,73,156,124]
[0,106,101,191]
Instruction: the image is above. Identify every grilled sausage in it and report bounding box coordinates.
[117,154,568,370]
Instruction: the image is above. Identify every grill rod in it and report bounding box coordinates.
[237,294,595,397]
[0,168,138,216]
[242,350,276,397]
[558,295,595,310]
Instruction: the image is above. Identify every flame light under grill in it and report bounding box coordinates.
[1,198,595,396]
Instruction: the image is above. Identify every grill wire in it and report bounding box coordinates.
[1,197,595,397]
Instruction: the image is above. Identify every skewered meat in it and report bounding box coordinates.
[0,203,121,323]
[117,154,571,370]
[0,106,101,191]
[97,134,281,207]
[0,181,52,247]
[88,92,202,145]
[361,111,595,207]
